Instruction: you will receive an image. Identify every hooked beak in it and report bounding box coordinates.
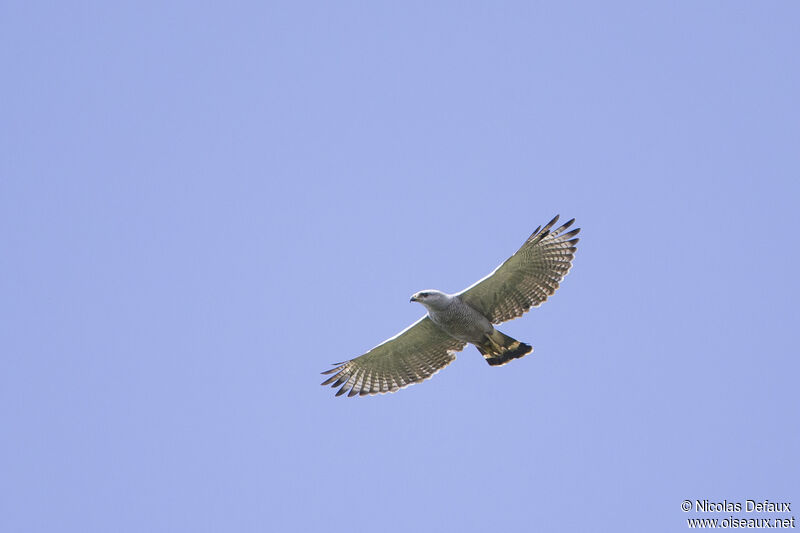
[410,295,418,303]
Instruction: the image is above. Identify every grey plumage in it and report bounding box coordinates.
[320,317,465,397]
[458,215,579,323]
[322,215,580,397]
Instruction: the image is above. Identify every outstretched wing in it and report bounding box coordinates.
[458,215,580,324]
[321,316,467,397]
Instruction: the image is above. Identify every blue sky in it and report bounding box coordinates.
[2,2,798,532]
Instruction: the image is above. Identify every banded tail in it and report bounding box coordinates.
[475,329,532,366]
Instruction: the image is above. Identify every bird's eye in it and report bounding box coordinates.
[420,292,428,298]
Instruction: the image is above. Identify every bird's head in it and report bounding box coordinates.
[410,290,451,310]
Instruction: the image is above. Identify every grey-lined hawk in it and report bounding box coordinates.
[321,215,580,397]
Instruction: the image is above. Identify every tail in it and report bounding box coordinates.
[475,329,533,367]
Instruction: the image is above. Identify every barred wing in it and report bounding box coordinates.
[321,317,466,397]
[458,215,580,324]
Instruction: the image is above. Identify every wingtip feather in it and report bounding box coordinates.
[545,214,559,227]
[320,374,340,386]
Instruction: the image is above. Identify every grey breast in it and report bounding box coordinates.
[429,297,492,344]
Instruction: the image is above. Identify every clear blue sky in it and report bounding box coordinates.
[2,2,798,532]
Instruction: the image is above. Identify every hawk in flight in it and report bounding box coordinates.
[321,215,580,397]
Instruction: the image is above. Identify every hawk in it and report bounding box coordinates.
[321,215,580,397]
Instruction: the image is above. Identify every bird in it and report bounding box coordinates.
[321,215,580,397]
